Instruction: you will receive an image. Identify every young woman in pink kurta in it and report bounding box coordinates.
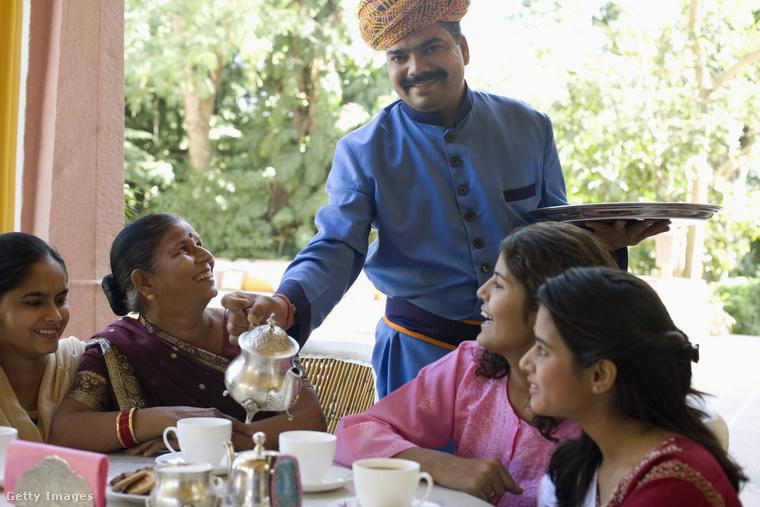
[336,341,579,506]
[335,222,619,506]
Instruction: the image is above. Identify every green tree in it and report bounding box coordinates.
[124,0,391,259]
[125,0,251,172]
[514,0,760,279]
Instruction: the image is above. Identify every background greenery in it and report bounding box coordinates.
[125,0,392,258]
[123,0,759,334]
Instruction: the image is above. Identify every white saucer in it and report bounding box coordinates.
[106,489,149,504]
[154,452,229,475]
[327,498,439,507]
[302,466,352,493]
[107,477,224,503]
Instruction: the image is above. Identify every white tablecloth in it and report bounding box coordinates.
[2,452,492,507]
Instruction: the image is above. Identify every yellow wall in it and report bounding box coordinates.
[0,0,22,233]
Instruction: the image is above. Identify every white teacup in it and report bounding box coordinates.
[163,417,232,467]
[352,458,433,507]
[0,426,18,477]
[279,430,336,484]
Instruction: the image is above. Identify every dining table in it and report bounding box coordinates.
[1,452,493,507]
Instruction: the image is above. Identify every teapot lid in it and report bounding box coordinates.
[239,314,299,356]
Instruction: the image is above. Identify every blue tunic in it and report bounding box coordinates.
[278,86,568,396]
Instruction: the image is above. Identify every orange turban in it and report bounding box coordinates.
[358,0,471,51]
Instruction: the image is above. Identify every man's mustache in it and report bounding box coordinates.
[401,69,447,89]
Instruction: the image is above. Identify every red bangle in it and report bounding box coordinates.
[272,294,296,329]
[117,408,139,448]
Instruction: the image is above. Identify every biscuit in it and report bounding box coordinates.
[111,466,155,495]
[125,470,155,495]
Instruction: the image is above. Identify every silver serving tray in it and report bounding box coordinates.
[530,202,722,223]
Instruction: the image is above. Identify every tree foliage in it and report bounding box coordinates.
[507,0,759,280]
[124,0,391,259]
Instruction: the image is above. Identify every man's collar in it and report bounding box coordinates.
[400,83,473,128]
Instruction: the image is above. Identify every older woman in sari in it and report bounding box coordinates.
[49,213,325,454]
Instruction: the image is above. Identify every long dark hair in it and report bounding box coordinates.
[539,267,747,505]
[475,222,617,380]
[101,213,183,316]
[0,232,68,300]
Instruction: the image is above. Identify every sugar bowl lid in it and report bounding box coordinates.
[236,432,278,462]
[238,313,299,356]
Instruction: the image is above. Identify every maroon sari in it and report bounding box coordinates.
[66,316,258,422]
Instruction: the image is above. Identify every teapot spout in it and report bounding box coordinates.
[268,366,303,420]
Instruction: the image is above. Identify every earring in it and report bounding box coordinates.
[147,294,155,301]
[592,386,599,392]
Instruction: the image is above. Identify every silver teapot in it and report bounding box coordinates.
[224,314,302,423]
[147,462,220,507]
[224,432,302,507]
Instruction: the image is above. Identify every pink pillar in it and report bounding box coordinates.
[21,0,124,340]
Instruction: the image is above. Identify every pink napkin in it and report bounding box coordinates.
[3,440,109,507]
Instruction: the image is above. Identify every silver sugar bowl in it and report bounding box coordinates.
[146,463,220,507]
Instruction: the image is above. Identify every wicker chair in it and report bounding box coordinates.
[298,340,378,434]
